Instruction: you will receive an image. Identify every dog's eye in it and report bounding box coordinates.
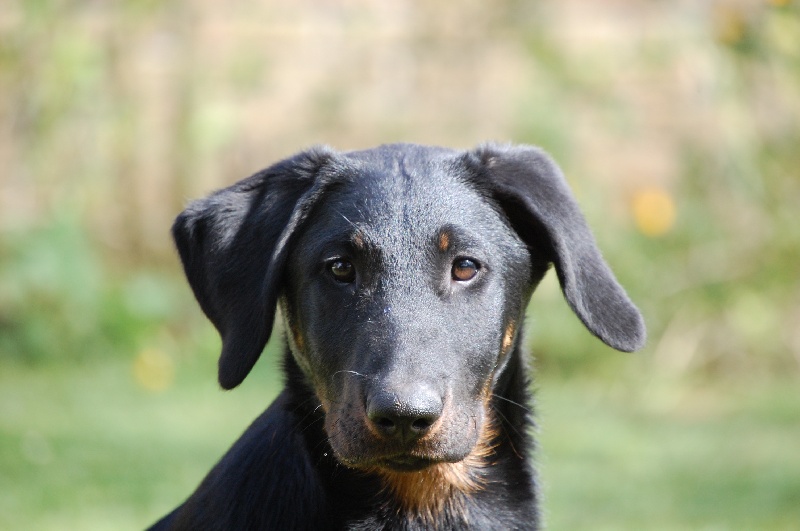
[329,260,356,283]
[452,258,479,282]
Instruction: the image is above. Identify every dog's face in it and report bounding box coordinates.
[281,151,536,470]
[171,142,645,474]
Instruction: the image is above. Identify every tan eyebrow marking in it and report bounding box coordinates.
[438,231,450,252]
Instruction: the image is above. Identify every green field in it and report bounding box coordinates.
[2,352,798,530]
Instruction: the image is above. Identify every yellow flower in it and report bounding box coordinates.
[714,6,747,45]
[133,347,175,392]
[631,187,676,237]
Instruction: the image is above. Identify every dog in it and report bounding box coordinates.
[148,143,645,530]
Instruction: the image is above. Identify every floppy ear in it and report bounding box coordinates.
[467,143,646,352]
[172,147,337,389]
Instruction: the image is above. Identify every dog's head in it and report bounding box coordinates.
[172,143,645,474]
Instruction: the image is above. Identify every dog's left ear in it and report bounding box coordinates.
[466,143,646,352]
[172,147,337,389]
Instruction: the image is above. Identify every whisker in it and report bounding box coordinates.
[288,395,322,415]
[331,370,370,379]
[491,406,526,441]
[335,210,359,230]
[492,394,531,413]
[299,415,325,434]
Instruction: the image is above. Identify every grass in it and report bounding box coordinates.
[1,352,799,530]
[537,375,800,530]
[0,349,283,530]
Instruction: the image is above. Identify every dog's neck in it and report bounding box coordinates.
[282,344,538,526]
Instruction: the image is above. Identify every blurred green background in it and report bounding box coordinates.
[2,1,799,529]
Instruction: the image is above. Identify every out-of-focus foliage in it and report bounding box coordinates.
[2,0,798,378]
[0,214,183,363]
[514,1,800,379]
[1,1,799,529]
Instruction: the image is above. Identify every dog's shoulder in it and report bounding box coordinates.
[153,390,331,530]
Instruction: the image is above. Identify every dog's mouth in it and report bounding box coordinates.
[376,454,437,472]
[336,445,468,473]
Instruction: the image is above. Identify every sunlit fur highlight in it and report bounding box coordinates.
[352,231,366,250]
[501,320,516,357]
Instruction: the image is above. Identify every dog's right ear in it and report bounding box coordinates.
[172,147,337,389]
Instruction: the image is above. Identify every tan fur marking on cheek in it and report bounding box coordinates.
[375,405,499,523]
[291,324,306,352]
[287,321,329,413]
[318,395,330,414]
[438,231,450,252]
[501,320,516,356]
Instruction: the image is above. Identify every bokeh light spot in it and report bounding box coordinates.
[714,6,747,45]
[132,347,175,392]
[631,187,677,237]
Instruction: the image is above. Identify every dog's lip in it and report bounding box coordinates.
[376,454,437,472]
[339,451,443,472]
[335,442,471,472]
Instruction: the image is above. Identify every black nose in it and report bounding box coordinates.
[366,387,443,444]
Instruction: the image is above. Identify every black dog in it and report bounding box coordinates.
[149,143,645,530]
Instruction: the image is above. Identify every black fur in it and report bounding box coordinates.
[150,143,645,530]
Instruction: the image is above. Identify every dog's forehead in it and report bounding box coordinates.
[342,142,458,169]
[323,146,498,240]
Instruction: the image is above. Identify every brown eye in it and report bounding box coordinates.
[452,258,479,282]
[329,260,356,283]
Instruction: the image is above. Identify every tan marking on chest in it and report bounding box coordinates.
[374,412,498,523]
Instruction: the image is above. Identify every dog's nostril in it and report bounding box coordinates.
[411,417,433,431]
[369,411,436,440]
[374,416,396,430]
